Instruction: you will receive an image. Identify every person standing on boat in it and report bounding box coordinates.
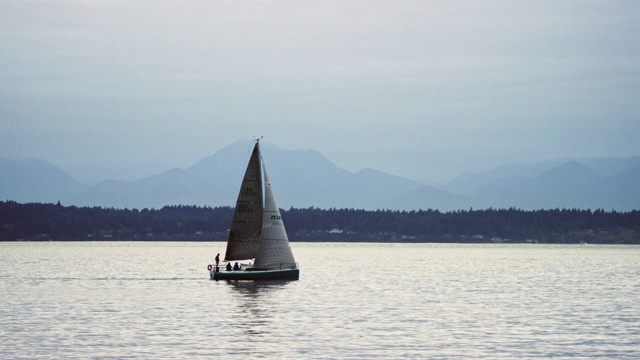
[215,253,220,266]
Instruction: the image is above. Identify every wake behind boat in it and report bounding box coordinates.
[209,139,299,281]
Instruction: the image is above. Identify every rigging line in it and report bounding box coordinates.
[245,136,263,155]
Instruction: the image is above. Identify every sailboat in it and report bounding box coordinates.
[210,139,299,281]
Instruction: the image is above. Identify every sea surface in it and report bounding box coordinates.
[1,242,639,359]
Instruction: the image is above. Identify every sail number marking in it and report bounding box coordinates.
[241,187,257,197]
[237,203,253,213]
[270,214,282,225]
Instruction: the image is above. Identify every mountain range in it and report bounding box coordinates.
[1,141,639,211]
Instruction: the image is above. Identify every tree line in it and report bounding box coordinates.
[1,201,639,244]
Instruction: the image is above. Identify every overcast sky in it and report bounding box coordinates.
[1,0,639,184]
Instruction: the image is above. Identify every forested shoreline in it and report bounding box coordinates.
[1,201,639,244]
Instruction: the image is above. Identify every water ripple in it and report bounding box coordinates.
[1,242,639,358]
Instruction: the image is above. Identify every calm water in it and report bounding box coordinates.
[1,242,639,359]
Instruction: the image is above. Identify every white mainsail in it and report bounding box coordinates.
[253,164,297,270]
[224,143,263,261]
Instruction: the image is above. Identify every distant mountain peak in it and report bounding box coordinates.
[0,157,88,203]
[534,161,598,182]
[2,149,638,211]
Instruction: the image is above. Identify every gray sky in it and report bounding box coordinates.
[1,0,639,184]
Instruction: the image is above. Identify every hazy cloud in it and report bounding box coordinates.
[1,0,639,183]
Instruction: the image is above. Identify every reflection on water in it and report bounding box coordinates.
[226,279,293,295]
[1,242,639,359]
[225,280,293,336]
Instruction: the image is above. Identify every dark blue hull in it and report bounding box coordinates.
[211,268,299,281]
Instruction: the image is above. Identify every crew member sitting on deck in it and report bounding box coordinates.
[226,262,232,271]
[233,262,240,271]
